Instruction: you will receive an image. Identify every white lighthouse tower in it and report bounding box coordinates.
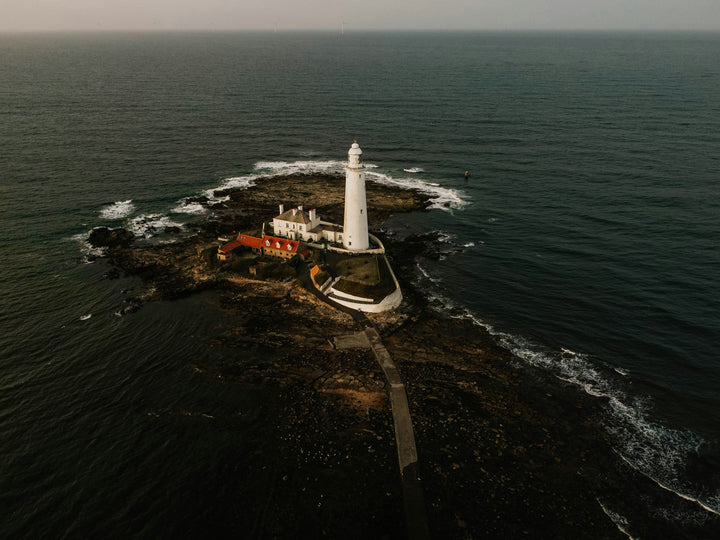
[343,141,369,250]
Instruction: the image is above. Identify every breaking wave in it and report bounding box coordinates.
[596,499,634,539]
[68,232,106,259]
[365,171,466,210]
[203,175,257,201]
[254,160,345,174]
[411,260,720,522]
[128,214,183,238]
[249,159,467,211]
[99,200,135,220]
[171,202,207,215]
[84,156,467,252]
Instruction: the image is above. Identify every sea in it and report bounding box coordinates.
[1,31,718,537]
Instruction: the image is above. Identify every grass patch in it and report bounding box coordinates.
[331,256,396,301]
[334,256,380,284]
[332,278,394,301]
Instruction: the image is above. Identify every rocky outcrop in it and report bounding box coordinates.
[88,226,134,249]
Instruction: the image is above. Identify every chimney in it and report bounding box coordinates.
[292,208,297,216]
[298,205,303,212]
[279,204,284,215]
[309,209,316,221]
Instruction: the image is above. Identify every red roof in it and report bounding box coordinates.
[236,234,263,249]
[219,240,240,254]
[262,235,299,253]
[219,234,262,253]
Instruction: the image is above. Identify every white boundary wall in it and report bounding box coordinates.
[330,286,403,313]
[326,252,403,313]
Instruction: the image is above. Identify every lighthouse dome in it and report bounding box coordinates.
[347,141,363,169]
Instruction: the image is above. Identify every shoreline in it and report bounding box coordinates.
[91,173,718,538]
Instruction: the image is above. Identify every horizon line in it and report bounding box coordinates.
[2,27,720,35]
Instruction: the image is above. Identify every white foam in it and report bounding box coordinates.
[409,259,720,520]
[415,262,443,284]
[254,160,345,174]
[100,200,135,220]
[68,232,107,259]
[128,214,183,238]
[202,175,257,201]
[403,167,424,173]
[171,202,207,215]
[435,230,453,243]
[596,499,635,539]
[365,171,467,211]
[497,335,719,518]
[616,451,720,517]
[249,160,467,212]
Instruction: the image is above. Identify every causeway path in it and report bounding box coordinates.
[364,326,430,540]
[297,262,430,539]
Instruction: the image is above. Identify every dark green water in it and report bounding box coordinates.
[1,32,719,535]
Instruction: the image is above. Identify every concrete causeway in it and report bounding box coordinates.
[364,327,430,540]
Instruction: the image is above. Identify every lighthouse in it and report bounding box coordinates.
[343,142,369,250]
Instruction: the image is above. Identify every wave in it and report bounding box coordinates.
[202,175,257,202]
[415,262,443,285]
[254,160,346,174]
[83,157,467,251]
[68,232,107,260]
[171,202,207,215]
[99,200,135,220]
[596,499,634,539]
[249,159,467,211]
[128,214,183,238]
[435,230,479,248]
[501,333,719,520]
[411,261,720,522]
[615,451,720,518]
[365,171,466,211]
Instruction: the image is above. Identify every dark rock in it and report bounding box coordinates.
[88,227,135,249]
[185,195,209,205]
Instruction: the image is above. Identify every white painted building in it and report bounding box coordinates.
[343,142,369,250]
[271,142,374,251]
[272,204,344,244]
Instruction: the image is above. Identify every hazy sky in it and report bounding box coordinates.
[1,0,719,32]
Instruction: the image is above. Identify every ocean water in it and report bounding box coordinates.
[1,31,719,535]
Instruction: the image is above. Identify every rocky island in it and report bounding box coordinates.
[89,171,717,539]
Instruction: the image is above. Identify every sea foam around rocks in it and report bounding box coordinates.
[99,200,135,220]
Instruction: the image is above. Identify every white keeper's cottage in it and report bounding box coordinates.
[272,204,344,244]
